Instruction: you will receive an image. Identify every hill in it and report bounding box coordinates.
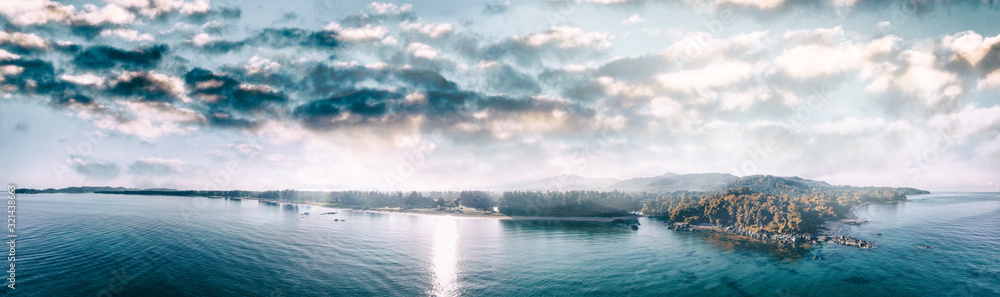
[486,174,621,191]
[611,173,738,192]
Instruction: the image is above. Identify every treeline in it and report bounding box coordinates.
[93,188,644,216]
[641,175,930,234]
[498,190,643,217]
[19,186,135,194]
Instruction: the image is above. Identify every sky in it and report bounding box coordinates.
[0,0,998,192]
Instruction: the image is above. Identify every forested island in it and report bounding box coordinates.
[20,174,928,238]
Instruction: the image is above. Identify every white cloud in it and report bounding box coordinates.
[782,26,845,45]
[661,31,768,63]
[123,101,205,125]
[776,44,858,79]
[110,0,210,17]
[622,15,644,25]
[692,0,787,10]
[367,2,412,14]
[189,33,215,46]
[517,26,613,49]
[60,73,106,87]
[596,77,653,98]
[0,0,76,26]
[406,42,440,59]
[242,55,281,75]
[814,116,887,135]
[0,50,21,61]
[865,50,963,106]
[400,21,453,38]
[941,31,1000,66]
[76,3,135,25]
[977,70,1000,90]
[0,65,24,79]
[657,61,755,93]
[324,23,389,42]
[0,31,48,49]
[100,29,155,42]
[929,105,1000,140]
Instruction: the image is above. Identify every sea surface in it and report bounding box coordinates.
[5,192,999,296]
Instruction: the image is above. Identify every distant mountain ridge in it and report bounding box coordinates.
[610,173,739,193]
[485,174,621,191]
[15,186,143,194]
[17,174,930,195]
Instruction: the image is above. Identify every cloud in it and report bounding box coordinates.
[657,61,755,94]
[813,116,888,135]
[108,71,187,102]
[482,1,510,15]
[367,2,412,15]
[0,31,49,50]
[128,157,186,175]
[193,28,338,53]
[406,42,441,59]
[293,89,395,130]
[515,26,613,49]
[941,31,1000,68]
[978,69,1000,90]
[73,44,168,70]
[0,0,203,30]
[183,67,287,116]
[60,73,106,87]
[400,21,453,39]
[864,49,963,107]
[109,0,210,17]
[323,23,389,42]
[928,105,1000,140]
[70,156,121,179]
[622,14,643,25]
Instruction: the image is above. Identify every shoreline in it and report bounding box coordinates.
[241,196,643,222]
[664,199,910,248]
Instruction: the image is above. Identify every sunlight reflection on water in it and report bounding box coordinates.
[430,217,459,297]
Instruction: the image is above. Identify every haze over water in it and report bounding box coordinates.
[6,192,999,296]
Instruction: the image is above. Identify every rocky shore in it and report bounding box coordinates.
[829,235,875,248]
[665,222,877,249]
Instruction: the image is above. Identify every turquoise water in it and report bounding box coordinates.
[5,193,999,296]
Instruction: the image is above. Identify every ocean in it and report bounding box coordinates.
[5,192,999,296]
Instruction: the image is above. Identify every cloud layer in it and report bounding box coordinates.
[2,0,999,191]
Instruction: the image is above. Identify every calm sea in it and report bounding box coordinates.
[4,192,999,296]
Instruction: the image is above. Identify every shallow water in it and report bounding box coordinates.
[6,192,999,296]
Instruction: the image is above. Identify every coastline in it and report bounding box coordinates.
[665,199,911,248]
[239,196,642,222]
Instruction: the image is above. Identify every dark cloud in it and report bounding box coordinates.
[219,7,243,19]
[396,68,459,91]
[0,57,101,107]
[184,67,288,114]
[108,72,181,102]
[73,44,168,70]
[339,12,417,28]
[294,89,395,130]
[538,68,605,103]
[73,159,121,179]
[52,90,96,106]
[128,158,184,176]
[298,64,391,97]
[482,64,541,95]
[482,2,510,15]
[196,28,338,54]
[596,55,671,82]
[206,111,261,130]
